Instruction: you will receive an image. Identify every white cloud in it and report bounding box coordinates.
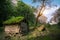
[43,6,60,22]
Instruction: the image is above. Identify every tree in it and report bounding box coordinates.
[0,0,10,25]
[16,1,35,26]
[32,0,51,25]
[0,0,14,26]
[0,0,35,27]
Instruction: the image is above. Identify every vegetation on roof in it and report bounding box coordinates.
[3,16,24,24]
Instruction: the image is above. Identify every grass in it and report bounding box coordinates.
[0,27,5,40]
[0,24,60,40]
[3,16,24,24]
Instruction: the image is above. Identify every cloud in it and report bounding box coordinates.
[43,6,60,22]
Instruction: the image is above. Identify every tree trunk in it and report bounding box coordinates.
[35,3,45,26]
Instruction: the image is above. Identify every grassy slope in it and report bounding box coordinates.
[0,24,60,40]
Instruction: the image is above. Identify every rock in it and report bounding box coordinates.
[37,25,45,31]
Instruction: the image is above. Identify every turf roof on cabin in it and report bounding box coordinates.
[3,16,24,24]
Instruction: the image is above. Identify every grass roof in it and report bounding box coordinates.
[3,16,24,24]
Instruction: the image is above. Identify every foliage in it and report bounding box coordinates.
[0,0,14,26]
[3,16,24,24]
[16,1,36,26]
[0,24,60,40]
[0,0,35,26]
[32,0,52,26]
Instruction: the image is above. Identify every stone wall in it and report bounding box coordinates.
[4,24,20,36]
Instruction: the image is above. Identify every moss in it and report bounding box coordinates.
[3,16,24,24]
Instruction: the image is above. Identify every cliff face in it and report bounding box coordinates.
[34,6,47,24]
[38,15,47,23]
[34,12,47,23]
[49,16,59,25]
[49,8,60,25]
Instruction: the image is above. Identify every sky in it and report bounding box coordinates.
[22,0,40,8]
[12,0,60,22]
[22,0,60,22]
[22,0,60,7]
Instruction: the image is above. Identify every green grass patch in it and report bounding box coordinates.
[3,16,24,24]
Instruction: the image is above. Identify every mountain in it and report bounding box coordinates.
[38,15,47,23]
[49,8,60,25]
